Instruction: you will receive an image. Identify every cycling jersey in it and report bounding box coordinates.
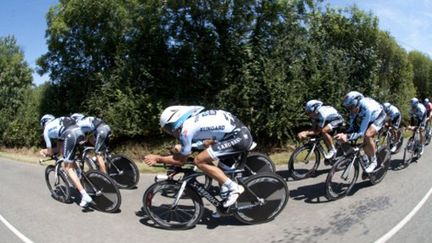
[312,105,344,129]
[76,116,111,153]
[179,110,253,160]
[410,103,427,127]
[347,97,385,140]
[43,117,84,163]
[425,102,432,117]
[386,104,401,128]
[43,117,76,148]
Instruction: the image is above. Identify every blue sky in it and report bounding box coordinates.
[1,0,431,86]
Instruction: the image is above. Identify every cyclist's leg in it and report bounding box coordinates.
[63,127,92,206]
[94,125,111,174]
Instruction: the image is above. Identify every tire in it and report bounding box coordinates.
[288,144,320,180]
[325,157,359,201]
[45,165,71,203]
[242,152,276,177]
[234,172,289,224]
[403,137,415,167]
[369,146,391,185]
[108,155,140,189]
[143,180,204,230]
[82,170,121,213]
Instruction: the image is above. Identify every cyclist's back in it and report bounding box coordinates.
[347,97,385,140]
[179,110,252,158]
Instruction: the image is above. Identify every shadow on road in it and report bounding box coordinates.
[136,207,246,230]
[276,168,331,182]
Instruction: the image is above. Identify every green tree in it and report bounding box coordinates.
[0,36,33,145]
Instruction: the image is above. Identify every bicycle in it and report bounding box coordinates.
[325,139,391,201]
[403,126,423,167]
[42,155,122,213]
[376,124,404,154]
[142,146,289,230]
[425,120,432,146]
[288,136,343,180]
[80,146,140,189]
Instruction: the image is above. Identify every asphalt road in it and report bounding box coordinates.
[1,145,432,243]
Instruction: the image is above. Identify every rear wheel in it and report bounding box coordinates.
[143,180,204,230]
[288,144,320,180]
[242,153,276,177]
[369,146,391,185]
[82,170,121,213]
[234,172,289,224]
[108,155,140,189]
[403,137,415,167]
[326,157,359,201]
[45,165,71,203]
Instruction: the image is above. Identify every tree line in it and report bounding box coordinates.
[1,0,432,149]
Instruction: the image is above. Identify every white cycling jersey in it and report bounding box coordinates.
[43,117,76,148]
[386,104,401,120]
[179,110,243,156]
[313,105,343,128]
[410,103,426,120]
[347,97,384,140]
[76,116,104,133]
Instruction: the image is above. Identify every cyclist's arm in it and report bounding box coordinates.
[348,112,371,140]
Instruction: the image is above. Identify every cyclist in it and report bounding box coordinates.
[70,113,111,174]
[39,114,92,207]
[335,91,386,173]
[144,106,251,208]
[297,100,344,160]
[424,98,432,121]
[408,98,426,154]
[382,102,402,153]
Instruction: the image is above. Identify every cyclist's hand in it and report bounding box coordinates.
[335,133,348,142]
[297,131,306,140]
[143,154,161,166]
[174,144,182,153]
[39,149,51,157]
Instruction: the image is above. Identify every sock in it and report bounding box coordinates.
[223,179,237,191]
[80,189,87,196]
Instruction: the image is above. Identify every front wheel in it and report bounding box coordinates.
[325,157,359,201]
[143,180,204,230]
[45,165,71,203]
[234,172,289,224]
[288,144,320,180]
[108,155,140,189]
[82,170,121,213]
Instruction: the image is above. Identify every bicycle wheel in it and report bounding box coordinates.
[325,157,359,201]
[403,137,415,167]
[288,144,320,180]
[45,165,71,203]
[369,146,391,185]
[242,152,276,177]
[143,180,204,230]
[108,155,140,189]
[82,170,121,213]
[234,172,289,224]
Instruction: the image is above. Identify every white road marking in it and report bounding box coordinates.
[375,185,432,243]
[0,214,34,243]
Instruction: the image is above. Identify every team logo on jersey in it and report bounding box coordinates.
[200,125,225,131]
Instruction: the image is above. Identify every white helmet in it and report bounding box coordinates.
[40,114,55,128]
[160,106,205,134]
[304,100,323,114]
[382,102,391,112]
[411,98,419,108]
[343,91,364,108]
[70,113,85,121]
[424,98,429,103]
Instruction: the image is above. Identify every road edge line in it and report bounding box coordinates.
[0,214,34,243]
[375,185,432,243]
